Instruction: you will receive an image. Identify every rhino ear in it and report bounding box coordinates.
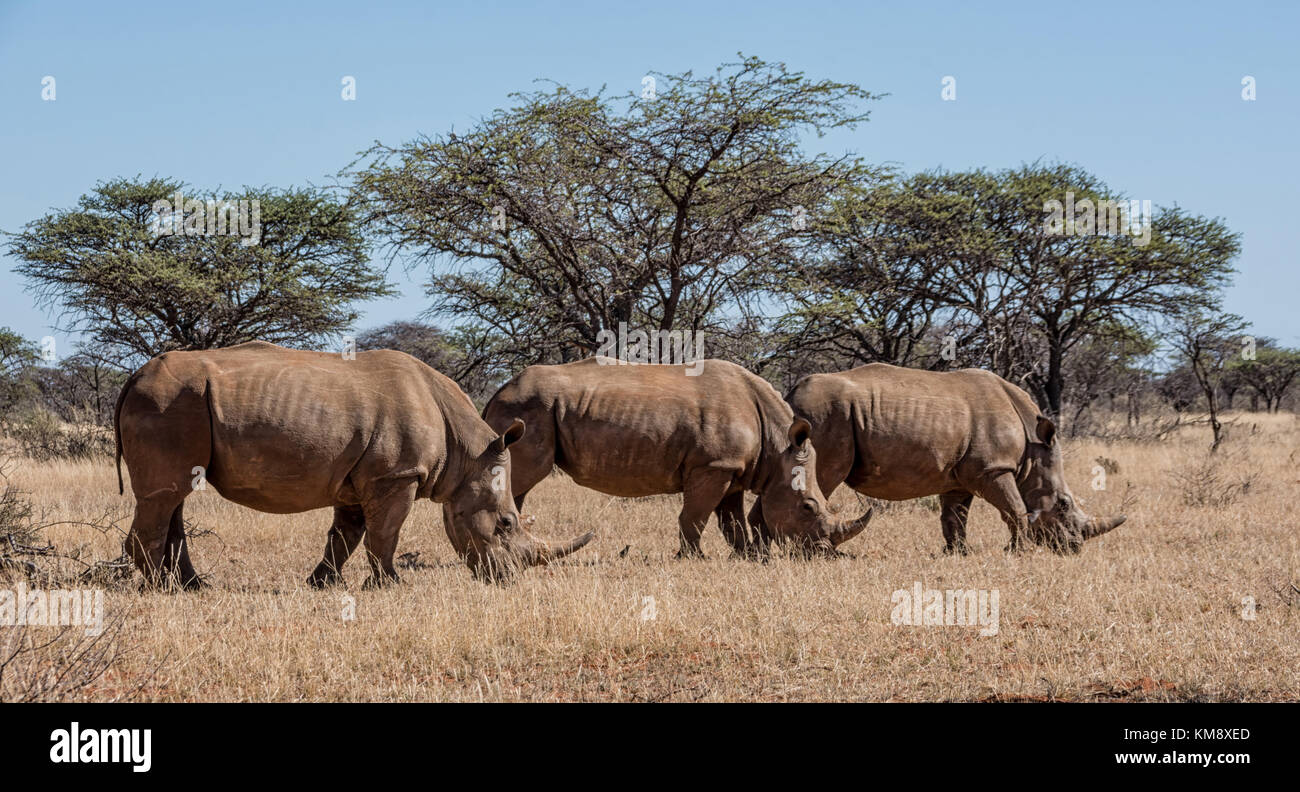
[493,418,526,453]
[787,418,812,449]
[1035,416,1056,446]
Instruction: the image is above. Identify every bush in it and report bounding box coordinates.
[0,454,152,701]
[1094,456,1121,475]
[3,408,115,461]
[0,456,132,587]
[1166,448,1259,507]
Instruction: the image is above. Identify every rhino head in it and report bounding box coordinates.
[1019,416,1126,554]
[760,419,873,555]
[442,419,594,581]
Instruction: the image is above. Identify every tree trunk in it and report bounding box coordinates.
[1209,392,1224,452]
[1045,341,1063,418]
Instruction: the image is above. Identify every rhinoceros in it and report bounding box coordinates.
[113,341,592,588]
[780,363,1126,554]
[481,357,871,557]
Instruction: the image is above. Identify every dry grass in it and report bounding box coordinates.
[4,411,1297,701]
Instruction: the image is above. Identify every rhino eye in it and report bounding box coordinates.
[801,499,820,515]
[496,514,515,534]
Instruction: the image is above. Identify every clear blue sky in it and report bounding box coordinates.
[2,0,1296,351]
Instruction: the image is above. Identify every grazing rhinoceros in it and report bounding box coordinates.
[780,363,1126,555]
[481,357,871,557]
[114,341,592,588]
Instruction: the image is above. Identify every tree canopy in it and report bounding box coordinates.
[771,164,1240,415]
[351,56,879,363]
[7,176,392,364]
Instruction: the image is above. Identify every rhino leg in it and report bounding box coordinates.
[979,473,1030,553]
[676,469,734,559]
[939,492,974,556]
[125,493,187,590]
[746,499,773,550]
[714,490,755,558]
[308,505,366,588]
[161,501,204,590]
[360,480,418,589]
[119,365,212,591]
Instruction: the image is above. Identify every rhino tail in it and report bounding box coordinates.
[113,372,135,496]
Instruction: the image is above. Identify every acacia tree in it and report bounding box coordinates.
[0,329,40,412]
[6,177,391,366]
[1168,310,1249,451]
[32,343,128,425]
[355,320,509,403]
[774,164,1241,416]
[1156,365,1202,413]
[773,173,984,370]
[1060,323,1157,432]
[352,56,878,365]
[992,164,1239,416]
[1232,340,1300,412]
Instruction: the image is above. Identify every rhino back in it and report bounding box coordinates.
[124,342,468,511]
[797,363,1029,499]
[501,358,785,496]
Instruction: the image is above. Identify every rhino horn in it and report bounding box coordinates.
[827,507,873,547]
[525,529,595,565]
[1083,514,1126,539]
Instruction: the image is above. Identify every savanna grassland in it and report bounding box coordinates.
[3,412,1297,702]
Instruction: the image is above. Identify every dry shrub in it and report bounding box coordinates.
[1,467,133,588]
[4,409,115,462]
[1166,447,1260,507]
[1072,412,1184,443]
[1094,456,1120,475]
[0,456,143,702]
[0,462,41,580]
[0,616,139,702]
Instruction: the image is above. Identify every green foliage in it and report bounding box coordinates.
[0,58,1264,434]
[0,327,41,412]
[355,320,511,402]
[1231,341,1300,412]
[351,56,879,366]
[1167,309,1250,450]
[6,176,392,365]
[773,163,1240,415]
[30,347,128,426]
[5,408,114,461]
